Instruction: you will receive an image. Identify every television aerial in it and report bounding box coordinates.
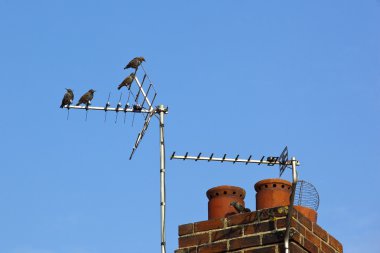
[61,60,168,253]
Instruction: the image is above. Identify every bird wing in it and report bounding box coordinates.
[79,94,87,103]
[118,77,128,89]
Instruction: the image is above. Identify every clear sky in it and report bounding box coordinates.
[0,1,379,252]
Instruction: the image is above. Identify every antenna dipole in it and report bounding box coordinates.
[63,104,152,113]
[171,146,299,253]
[170,151,299,167]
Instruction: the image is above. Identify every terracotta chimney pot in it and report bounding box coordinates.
[206,185,246,220]
[254,178,292,210]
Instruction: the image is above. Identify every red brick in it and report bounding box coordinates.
[272,206,289,218]
[298,212,312,231]
[262,231,284,245]
[290,230,303,245]
[313,223,328,242]
[198,241,228,253]
[229,235,261,251]
[291,207,299,217]
[291,208,298,219]
[194,219,224,233]
[291,219,306,236]
[289,242,308,253]
[175,247,197,253]
[303,237,319,253]
[211,227,242,242]
[227,212,258,227]
[254,207,286,221]
[321,241,336,253]
[256,209,271,221]
[243,245,277,253]
[244,221,275,235]
[279,242,308,253]
[276,218,286,230]
[328,234,343,253]
[179,223,194,236]
[277,216,302,230]
[179,233,209,248]
[305,229,321,248]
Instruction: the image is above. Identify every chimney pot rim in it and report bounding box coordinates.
[254,178,292,191]
[206,185,246,199]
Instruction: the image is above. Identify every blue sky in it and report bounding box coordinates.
[0,0,379,252]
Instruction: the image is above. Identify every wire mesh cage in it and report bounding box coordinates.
[294,180,319,211]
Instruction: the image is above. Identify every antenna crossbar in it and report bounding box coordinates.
[170,152,299,166]
[64,105,153,113]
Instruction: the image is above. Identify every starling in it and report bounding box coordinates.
[60,88,74,108]
[118,73,135,90]
[76,89,95,106]
[230,201,251,213]
[124,57,145,70]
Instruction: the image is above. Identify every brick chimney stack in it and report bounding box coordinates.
[175,181,343,253]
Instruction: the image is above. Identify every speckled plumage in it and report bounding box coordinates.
[124,57,145,70]
[118,73,135,90]
[60,89,74,108]
[76,89,95,106]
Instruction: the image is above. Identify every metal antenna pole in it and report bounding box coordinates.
[284,157,298,253]
[158,105,167,253]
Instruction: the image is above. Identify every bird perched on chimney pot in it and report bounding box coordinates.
[76,89,95,106]
[118,73,135,90]
[124,57,145,70]
[60,88,74,108]
[230,201,251,213]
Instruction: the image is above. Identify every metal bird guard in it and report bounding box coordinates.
[171,146,300,253]
[60,62,168,253]
[295,180,319,211]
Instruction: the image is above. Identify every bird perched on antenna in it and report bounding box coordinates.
[124,57,145,70]
[230,201,251,213]
[118,73,135,90]
[76,89,95,106]
[60,88,74,108]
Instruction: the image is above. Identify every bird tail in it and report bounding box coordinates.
[76,102,80,106]
[117,84,122,90]
[60,104,64,108]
